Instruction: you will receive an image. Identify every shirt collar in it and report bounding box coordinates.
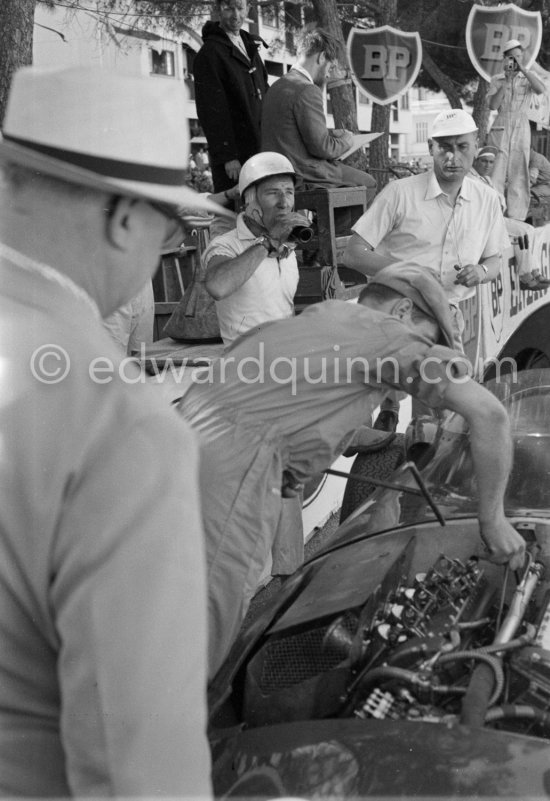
[291,64,314,84]
[236,212,256,239]
[425,169,471,203]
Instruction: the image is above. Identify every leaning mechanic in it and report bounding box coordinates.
[178,264,525,678]
[203,151,310,346]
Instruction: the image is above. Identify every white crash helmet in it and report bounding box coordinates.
[238,151,296,196]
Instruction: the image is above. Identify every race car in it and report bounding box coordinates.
[209,368,550,800]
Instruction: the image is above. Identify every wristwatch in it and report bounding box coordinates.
[252,235,276,255]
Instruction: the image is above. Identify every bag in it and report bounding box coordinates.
[162,255,222,342]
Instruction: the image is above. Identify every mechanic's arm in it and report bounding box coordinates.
[343,232,395,277]
[441,378,525,570]
[205,241,271,300]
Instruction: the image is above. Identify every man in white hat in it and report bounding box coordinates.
[343,108,508,431]
[0,66,225,798]
[203,150,310,346]
[487,38,545,221]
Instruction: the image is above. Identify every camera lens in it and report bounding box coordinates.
[290,225,313,244]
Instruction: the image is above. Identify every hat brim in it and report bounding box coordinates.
[0,136,231,219]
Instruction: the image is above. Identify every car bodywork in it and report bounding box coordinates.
[210,369,550,799]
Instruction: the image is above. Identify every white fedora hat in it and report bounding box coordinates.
[0,65,226,217]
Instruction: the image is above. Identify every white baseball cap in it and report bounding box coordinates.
[503,38,523,54]
[430,109,478,139]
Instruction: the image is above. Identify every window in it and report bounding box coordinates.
[182,45,195,98]
[150,49,175,77]
[401,92,410,111]
[392,103,399,122]
[261,1,280,28]
[358,92,370,105]
[416,121,429,143]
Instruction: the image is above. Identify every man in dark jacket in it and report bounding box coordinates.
[193,0,268,192]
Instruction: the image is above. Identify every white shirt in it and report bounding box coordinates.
[202,214,299,344]
[352,170,508,302]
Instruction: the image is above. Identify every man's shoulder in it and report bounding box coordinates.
[269,70,315,94]
[374,170,428,202]
[206,225,240,250]
[463,173,501,203]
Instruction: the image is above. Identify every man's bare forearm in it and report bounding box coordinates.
[343,233,394,277]
[205,243,269,300]
[442,380,524,569]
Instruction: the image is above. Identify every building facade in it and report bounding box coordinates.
[33,2,447,167]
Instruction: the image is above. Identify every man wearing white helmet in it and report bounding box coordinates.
[343,108,507,432]
[0,66,223,797]
[203,150,311,345]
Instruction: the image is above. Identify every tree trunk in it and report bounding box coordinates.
[0,0,35,126]
[0,0,35,125]
[370,103,391,190]
[421,48,463,109]
[368,0,397,187]
[472,77,490,144]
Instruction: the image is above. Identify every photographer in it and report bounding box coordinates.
[204,151,310,345]
[487,38,545,221]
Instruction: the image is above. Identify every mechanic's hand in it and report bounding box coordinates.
[224,159,242,182]
[479,518,526,571]
[267,211,311,244]
[454,263,486,287]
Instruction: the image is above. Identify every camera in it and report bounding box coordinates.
[506,56,518,72]
[289,225,313,244]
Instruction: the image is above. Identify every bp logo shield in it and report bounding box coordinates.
[346,26,422,106]
[466,3,542,83]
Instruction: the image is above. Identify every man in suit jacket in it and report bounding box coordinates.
[261,28,376,199]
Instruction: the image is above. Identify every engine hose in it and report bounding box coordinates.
[475,624,537,655]
[456,617,492,630]
[438,651,505,710]
[355,666,423,697]
[355,665,466,702]
[486,705,550,732]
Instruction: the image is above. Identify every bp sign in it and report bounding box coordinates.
[466,3,542,83]
[346,26,422,106]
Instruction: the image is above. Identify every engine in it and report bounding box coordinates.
[242,550,550,739]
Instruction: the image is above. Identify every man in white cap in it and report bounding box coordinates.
[0,66,225,797]
[178,263,525,678]
[343,108,508,431]
[487,38,545,221]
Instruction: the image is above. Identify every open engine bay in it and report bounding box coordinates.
[239,531,550,742]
